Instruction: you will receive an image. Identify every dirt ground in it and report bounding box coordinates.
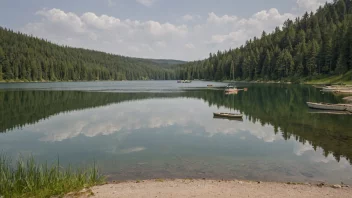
[67,179,352,198]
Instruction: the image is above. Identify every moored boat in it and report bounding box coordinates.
[308,109,352,115]
[213,113,243,118]
[322,86,352,92]
[306,102,352,112]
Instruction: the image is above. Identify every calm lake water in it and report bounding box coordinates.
[1,81,352,184]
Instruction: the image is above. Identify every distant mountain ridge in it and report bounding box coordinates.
[0,27,182,82]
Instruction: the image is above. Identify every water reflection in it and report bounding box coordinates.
[0,84,352,184]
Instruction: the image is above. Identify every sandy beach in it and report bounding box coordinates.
[67,179,352,198]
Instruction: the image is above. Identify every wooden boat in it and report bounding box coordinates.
[306,102,352,112]
[308,109,352,115]
[322,86,352,92]
[213,113,243,118]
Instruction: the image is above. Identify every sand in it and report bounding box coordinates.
[67,179,352,198]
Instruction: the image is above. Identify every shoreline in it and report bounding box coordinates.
[66,179,352,198]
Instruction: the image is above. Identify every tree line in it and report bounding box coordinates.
[175,0,352,82]
[0,27,177,82]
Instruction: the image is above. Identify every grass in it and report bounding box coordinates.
[305,71,352,85]
[0,155,105,198]
[155,179,164,182]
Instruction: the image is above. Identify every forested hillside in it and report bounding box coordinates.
[0,27,177,82]
[176,0,352,82]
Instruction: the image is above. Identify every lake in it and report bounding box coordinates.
[0,81,352,184]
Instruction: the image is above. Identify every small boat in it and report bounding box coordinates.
[308,109,352,115]
[182,80,192,83]
[207,85,213,87]
[177,80,182,83]
[225,85,238,92]
[322,86,352,92]
[306,102,352,112]
[213,113,243,118]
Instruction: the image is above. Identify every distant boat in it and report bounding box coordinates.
[306,102,352,112]
[207,85,213,87]
[225,85,238,93]
[182,80,192,83]
[177,80,182,83]
[213,113,243,118]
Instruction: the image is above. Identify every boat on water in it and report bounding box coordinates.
[213,113,243,118]
[322,86,352,92]
[225,85,238,92]
[177,80,192,83]
[306,102,352,112]
[207,85,213,87]
[308,109,352,115]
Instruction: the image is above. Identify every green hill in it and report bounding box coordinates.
[0,27,179,82]
[175,0,352,84]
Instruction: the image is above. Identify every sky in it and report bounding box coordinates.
[0,0,331,61]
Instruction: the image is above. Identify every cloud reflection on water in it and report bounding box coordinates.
[26,98,282,143]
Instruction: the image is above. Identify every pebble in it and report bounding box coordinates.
[332,185,342,189]
[257,181,262,184]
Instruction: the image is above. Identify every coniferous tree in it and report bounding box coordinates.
[175,0,352,81]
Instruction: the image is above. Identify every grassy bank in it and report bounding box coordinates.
[0,155,105,198]
[305,71,352,85]
[221,72,352,85]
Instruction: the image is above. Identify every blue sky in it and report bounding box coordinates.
[0,0,330,60]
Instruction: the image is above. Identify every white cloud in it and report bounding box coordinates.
[296,0,331,12]
[23,1,316,60]
[155,41,166,48]
[205,9,294,46]
[207,12,238,24]
[136,0,156,7]
[183,14,201,22]
[24,8,189,59]
[185,43,195,49]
